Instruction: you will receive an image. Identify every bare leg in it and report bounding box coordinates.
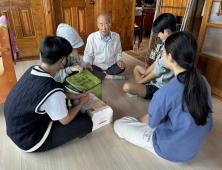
[123,82,147,97]
[134,65,147,82]
[137,114,149,123]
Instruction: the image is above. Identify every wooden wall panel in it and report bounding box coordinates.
[41,0,56,35]
[181,0,187,16]
[162,0,166,13]
[161,0,188,17]
[0,0,30,6]
[120,0,127,47]
[172,0,177,14]
[177,0,183,15]
[95,0,136,51]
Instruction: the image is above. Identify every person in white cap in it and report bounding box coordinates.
[55,23,87,83]
[40,23,86,83]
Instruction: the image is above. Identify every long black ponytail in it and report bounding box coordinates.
[165,31,212,126]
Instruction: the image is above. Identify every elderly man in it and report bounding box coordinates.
[83,13,125,81]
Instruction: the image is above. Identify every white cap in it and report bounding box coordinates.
[56,23,84,48]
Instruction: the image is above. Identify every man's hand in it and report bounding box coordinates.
[117,61,125,70]
[75,91,91,100]
[86,63,93,71]
[70,65,83,73]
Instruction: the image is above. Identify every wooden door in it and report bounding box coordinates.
[0,0,48,60]
[196,0,222,101]
[54,0,95,53]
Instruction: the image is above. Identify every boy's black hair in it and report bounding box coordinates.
[40,35,72,65]
[152,13,177,33]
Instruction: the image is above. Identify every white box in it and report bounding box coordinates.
[74,94,113,131]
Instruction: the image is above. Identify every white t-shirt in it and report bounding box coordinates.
[39,91,68,120]
[35,66,68,120]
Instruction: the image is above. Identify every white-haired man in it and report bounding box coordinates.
[83,13,125,81]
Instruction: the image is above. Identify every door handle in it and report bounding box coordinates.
[89,1,94,5]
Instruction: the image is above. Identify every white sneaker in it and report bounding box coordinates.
[126,93,137,98]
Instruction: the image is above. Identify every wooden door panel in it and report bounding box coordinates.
[77,7,87,34]
[197,54,222,99]
[54,0,95,53]
[0,0,47,59]
[18,6,35,37]
[196,0,222,100]
[215,66,222,89]
[204,59,221,86]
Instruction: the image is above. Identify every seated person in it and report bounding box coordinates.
[4,36,93,152]
[83,13,125,81]
[40,23,86,83]
[123,13,177,99]
[114,31,213,163]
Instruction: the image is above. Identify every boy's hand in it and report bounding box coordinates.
[75,91,91,100]
[86,64,93,71]
[70,65,83,73]
[79,91,91,104]
[136,74,145,84]
[70,50,80,62]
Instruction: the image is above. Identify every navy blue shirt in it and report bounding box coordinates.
[148,75,213,162]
